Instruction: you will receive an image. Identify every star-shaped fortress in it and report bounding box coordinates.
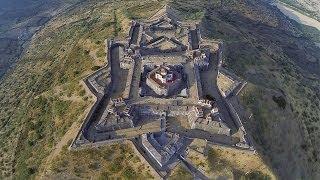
[70,5,253,178]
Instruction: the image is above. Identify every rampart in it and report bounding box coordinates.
[123,59,136,99]
[215,41,254,151]
[193,66,203,99]
[70,39,115,149]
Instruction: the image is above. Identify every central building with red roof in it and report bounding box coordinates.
[146,65,182,96]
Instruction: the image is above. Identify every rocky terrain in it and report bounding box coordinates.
[0,0,319,179]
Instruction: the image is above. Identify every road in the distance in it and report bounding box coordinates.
[274,2,320,30]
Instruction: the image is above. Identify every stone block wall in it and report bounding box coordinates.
[123,59,135,99]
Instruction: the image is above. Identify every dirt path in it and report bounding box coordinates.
[36,81,96,180]
[36,121,80,180]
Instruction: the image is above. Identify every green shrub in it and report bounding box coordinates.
[53,99,71,117]
[74,165,85,176]
[122,167,136,179]
[91,66,101,71]
[240,171,272,180]
[88,162,101,170]
[98,171,110,180]
[170,165,193,180]
[79,89,86,96]
[207,149,230,172]
[272,95,286,109]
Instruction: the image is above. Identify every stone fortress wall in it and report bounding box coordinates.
[142,132,184,168]
[70,39,114,148]
[215,41,254,151]
[70,8,256,179]
[193,64,203,99]
[87,67,111,95]
[72,27,254,153]
[135,101,232,137]
[122,55,136,99]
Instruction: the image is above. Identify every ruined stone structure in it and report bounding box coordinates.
[95,99,134,132]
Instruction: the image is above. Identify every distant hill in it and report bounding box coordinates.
[0,0,81,79]
[278,0,320,21]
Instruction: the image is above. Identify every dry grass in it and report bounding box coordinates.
[187,149,214,178]
[208,145,275,179]
[217,72,238,96]
[44,141,153,179]
[186,140,275,179]
[169,164,193,180]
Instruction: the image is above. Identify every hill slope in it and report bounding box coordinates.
[0,0,82,78]
[189,0,319,178]
[0,0,164,178]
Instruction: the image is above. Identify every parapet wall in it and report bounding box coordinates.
[214,40,254,151]
[194,66,203,99]
[123,59,136,99]
[87,67,111,95]
[71,138,127,150]
[207,141,256,154]
[70,39,114,150]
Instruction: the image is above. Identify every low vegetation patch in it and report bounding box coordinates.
[124,1,164,20]
[49,143,150,179]
[272,95,286,109]
[0,0,164,179]
[169,164,193,180]
[206,147,274,179]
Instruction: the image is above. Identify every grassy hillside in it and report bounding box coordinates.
[47,142,155,179]
[0,0,83,78]
[0,0,164,178]
[173,0,319,178]
[206,147,273,179]
[194,0,319,179]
